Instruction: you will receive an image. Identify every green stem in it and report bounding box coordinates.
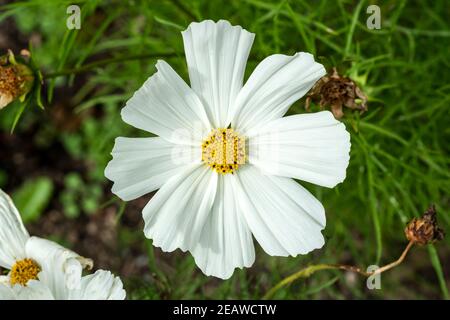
[43,52,178,78]
[263,241,416,299]
[146,240,170,289]
[263,264,339,300]
[170,0,198,20]
[43,51,261,79]
[428,245,450,299]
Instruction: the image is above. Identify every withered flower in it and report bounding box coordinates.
[405,205,445,245]
[305,67,368,119]
[0,50,34,110]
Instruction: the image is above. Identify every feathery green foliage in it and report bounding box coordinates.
[0,0,448,299]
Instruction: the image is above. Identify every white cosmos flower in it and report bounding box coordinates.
[0,189,126,300]
[105,20,351,279]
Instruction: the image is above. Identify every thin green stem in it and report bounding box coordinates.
[170,0,198,20]
[263,241,416,299]
[114,201,127,224]
[43,52,178,78]
[146,240,170,290]
[43,51,261,79]
[428,245,450,299]
[263,264,338,300]
[344,0,365,57]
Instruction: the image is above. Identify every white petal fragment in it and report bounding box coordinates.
[232,53,326,134]
[121,60,211,144]
[68,270,126,300]
[25,236,91,300]
[0,270,125,300]
[143,165,218,253]
[182,20,255,127]
[249,111,351,188]
[0,282,17,300]
[192,175,255,279]
[0,189,30,269]
[105,137,200,201]
[234,166,326,257]
[0,280,55,300]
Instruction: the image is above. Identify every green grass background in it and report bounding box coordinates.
[0,0,449,299]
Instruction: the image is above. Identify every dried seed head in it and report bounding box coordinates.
[305,68,368,119]
[405,205,445,245]
[0,50,34,110]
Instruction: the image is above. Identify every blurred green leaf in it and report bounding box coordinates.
[154,15,184,30]
[10,95,30,133]
[82,196,97,214]
[60,191,80,219]
[12,177,54,223]
[64,172,83,190]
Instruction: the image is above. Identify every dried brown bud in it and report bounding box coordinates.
[405,205,445,245]
[0,50,34,110]
[305,68,368,119]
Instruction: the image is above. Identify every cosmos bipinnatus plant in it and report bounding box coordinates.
[0,189,126,300]
[305,67,368,119]
[105,19,351,279]
[0,50,34,110]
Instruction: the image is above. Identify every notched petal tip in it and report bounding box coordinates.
[154,59,170,71]
[192,252,255,280]
[109,185,132,202]
[316,111,351,188]
[295,51,326,70]
[333,123,352,187]
[183,19,254,37]
[231,50,327,133]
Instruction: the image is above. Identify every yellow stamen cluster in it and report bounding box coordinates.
[201,128,246,174]
[10,258,41,286]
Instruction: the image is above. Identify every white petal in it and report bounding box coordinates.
[233,166,325,257]
[26,237,91,300]
[248,111,351,187]
[0,281,55,300]
[105,137,200,201]
[14,280,55,300]
[182,20,255,127]
[231,52,326,134]
[0,275,9,285]
[68,270,126,300]
[0,189,29,269]
[143,164,217,252]
[192,175,255,279]
[121,60,211,144]
[0,277,16,300]
[0,282,16,300]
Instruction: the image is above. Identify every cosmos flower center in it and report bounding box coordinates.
[10,258,41,286]
[201,128,246,174]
